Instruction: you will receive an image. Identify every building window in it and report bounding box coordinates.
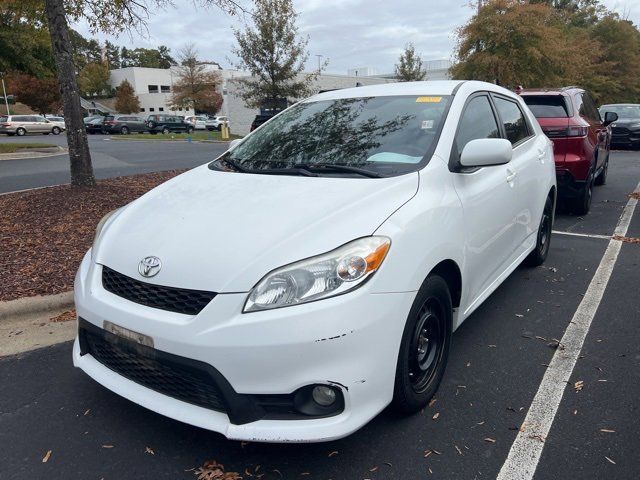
[148,85,159,93]
[161,85,171,93]
[178,107,183,111]
[149,107,155,112]
[159,107,164,112]
[140,107,145,112]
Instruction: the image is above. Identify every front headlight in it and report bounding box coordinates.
[92,209,118,252]
[244,236,391,312]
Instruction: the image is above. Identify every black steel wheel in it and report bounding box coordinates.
[525,195,554,267]
[393,275,452,413]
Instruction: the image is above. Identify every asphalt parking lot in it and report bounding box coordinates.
[0,134,229,194]
[1,150,638,480]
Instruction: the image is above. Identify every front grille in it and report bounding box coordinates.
[102,266,216,315]
[80,320,227,412]
[612,126,629,135]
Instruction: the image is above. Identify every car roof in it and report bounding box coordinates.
[307,80,469,101]
[600,103,640,107]
[520,86,583,96]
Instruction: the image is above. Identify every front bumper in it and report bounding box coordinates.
[73,251,415,442]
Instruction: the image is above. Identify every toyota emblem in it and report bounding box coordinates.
[138,256,162,278]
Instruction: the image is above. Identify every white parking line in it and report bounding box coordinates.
[552,230,611,240]
[497,181,640,480]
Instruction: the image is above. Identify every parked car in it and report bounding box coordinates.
[44,115,66,131]
[520,87,616,214]
[85,117,105,134]
[184,115,208,130]
[599,104,640,150]
[0,114,64,136]
[206,116,229,131]
[74,80,556,443]
[83,115,102,126]
[102,114,147,134]
[146,114,194,134]
[250,114,274,132]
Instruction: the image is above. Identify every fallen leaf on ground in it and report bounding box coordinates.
[194,461,241,480]
[145,446,155,455]
[605,456,616,465]
[42,450,52,463]
[83,409,90,416]
[102,445,114,449]
[432,412,440,420]
[50,310,76,323]
[574,380,584,392]
[328,451,338,457]
[455,445,463,455]
[600,429,615,433]
[428,398,437,407]
[484,438,496,443]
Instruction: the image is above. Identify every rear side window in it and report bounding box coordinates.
[522,95,569,118]
[493,97,530,145]
[455,95,500,155]
[0,116,7,122]
[580,93,601,122]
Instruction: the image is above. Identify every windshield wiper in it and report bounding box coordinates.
[222,158,251,173]
[297,163,386,178]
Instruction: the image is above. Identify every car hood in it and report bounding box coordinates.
[95,165,418,293]
[612,118,640,128]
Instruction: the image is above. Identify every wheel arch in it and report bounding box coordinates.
[428,259,462,309]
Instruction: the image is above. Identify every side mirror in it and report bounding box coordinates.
[459,138,512,168]
[229,138,241,149]
[603,111,618,126]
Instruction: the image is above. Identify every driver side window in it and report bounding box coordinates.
[455,95,500,156]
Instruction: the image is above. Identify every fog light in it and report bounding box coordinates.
[312,385,336,406]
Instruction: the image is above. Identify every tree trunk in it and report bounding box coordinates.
[44,0,96,187]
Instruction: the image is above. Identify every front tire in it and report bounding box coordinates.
[594,154,608,186]
[392,275,452,414]
[162,127,170,135]
[52,127,61,135]
[120,126,129,135]
[525,195,553,267]
[572,174,593,215]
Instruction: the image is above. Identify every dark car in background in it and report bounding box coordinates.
[102,114,146,134]
[146,114,194,134]
[520,87,617,214]
[85,117,105,134]
[250,114,274,132]
[599,104,640,150]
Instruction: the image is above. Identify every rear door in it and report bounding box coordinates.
[581,92,608,171]
[130,116,145,132]
[451,93,521,309]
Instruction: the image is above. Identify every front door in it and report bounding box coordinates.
[451,94,520,313]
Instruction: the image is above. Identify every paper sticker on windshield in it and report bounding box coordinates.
[421,120,434,129]
[416,96,442,103]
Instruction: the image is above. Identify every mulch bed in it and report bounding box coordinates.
[0,170,186,302]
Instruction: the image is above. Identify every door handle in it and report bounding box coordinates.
[506,169,517,183]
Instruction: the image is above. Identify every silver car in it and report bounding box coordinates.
[0,115,63,136]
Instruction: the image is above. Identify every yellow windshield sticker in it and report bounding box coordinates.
[416,96,442,103]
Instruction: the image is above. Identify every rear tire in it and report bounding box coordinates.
[572,174,593,215]
[525,195,553,267]
[16,127,26,136]
[162,127,170,135]
[392,275,452,414]
[120,126,129,135]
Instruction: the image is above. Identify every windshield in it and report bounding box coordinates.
[221,95,452,176]
[522,95,570,118]
[600,105,640,119]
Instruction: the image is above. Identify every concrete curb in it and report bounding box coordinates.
[0,146,68,161]
[0,291,74,321]
[106,137,232,144]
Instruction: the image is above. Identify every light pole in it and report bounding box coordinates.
[315,54,324,74]
[0,72,9,115]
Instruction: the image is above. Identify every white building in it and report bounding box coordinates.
[109,65,220,117]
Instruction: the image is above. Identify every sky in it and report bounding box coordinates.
[73,0,640,75]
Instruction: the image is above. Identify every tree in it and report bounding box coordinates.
[119,46,176,68]
[114,79,140,113]
[1,0,240,187]
[7,73,61,113]
[232,0,321,110]
[0,11,56,78]
[450,0,588,87]
[582,16,640,103]
[170,44,223,113]
[78,61,111,97]
[105,40,120,69]
[395,43,427,82]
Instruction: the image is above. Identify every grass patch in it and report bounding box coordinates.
[0,143,57,153]
[108,131,242,142]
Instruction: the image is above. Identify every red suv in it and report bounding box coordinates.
[520,87,617,214]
